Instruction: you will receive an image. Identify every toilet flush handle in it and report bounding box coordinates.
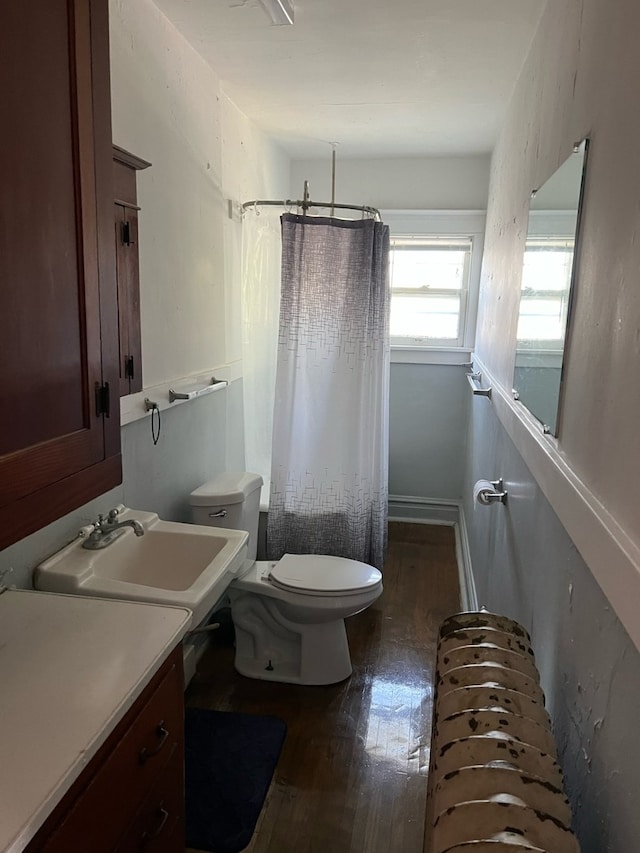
[209,509,228,518]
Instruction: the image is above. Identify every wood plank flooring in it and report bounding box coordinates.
[185,522,460,853]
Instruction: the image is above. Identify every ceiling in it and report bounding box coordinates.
[151,0,545,159]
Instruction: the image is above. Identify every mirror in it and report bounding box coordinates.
[513,139,589,435]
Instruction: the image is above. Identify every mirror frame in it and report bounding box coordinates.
[513,138,590,436]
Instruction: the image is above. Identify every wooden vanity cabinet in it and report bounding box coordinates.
[27,646,186,853]
[0,0,121,550]
[113,146,151,396]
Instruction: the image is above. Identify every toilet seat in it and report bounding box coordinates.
[268,553,382,597]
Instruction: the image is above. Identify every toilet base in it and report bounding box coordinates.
[229,590,353,685]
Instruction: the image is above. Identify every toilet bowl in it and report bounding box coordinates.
[190,473,383,685]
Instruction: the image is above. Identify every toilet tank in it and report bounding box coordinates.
[190,472,263,562]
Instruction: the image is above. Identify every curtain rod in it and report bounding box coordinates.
[241,198,381,220]
[242,179,381,220]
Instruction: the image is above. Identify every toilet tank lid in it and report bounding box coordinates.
[190,472,264,506]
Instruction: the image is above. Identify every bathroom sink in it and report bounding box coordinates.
[34,509,249,627]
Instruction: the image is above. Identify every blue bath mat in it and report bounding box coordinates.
[184,707,287,853]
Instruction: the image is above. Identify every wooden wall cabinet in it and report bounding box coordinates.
[113,146,151,396]
[0,0,121,549]
[27,647,186,853]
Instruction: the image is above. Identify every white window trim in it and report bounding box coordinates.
[382,210,486,365]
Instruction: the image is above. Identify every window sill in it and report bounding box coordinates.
[390,346,473,365]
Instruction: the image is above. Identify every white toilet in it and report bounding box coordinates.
[190,472,383,685]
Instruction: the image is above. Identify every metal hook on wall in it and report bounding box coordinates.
[144,398,161,445]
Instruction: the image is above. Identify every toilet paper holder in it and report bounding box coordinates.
[476,478,508,505]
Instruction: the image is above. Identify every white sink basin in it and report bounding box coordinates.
[34,509,248,627]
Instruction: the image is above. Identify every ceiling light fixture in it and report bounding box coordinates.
[258,0,294,26]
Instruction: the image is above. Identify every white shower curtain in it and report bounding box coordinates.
[241,208,282,487]
[267,214,390,569]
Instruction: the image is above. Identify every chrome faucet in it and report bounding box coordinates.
[82,508,145,550]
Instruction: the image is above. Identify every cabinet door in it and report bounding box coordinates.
[114,201,143,395]
[113,150,149,397]
[0,0,120,548]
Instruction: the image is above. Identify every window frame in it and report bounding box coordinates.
[389,236,473,348]
[382,211,485,363]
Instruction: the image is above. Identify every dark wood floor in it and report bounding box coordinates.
[185,522,460,853]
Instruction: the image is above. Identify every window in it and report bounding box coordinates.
[383,211,485,360]
[516,237,574,348]
[389,236,472,347]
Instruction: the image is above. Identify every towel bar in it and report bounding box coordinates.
[466,371,492,398]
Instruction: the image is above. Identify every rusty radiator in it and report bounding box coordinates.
[424,611,580,853]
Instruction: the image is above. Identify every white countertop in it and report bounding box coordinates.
[0,589,191,853]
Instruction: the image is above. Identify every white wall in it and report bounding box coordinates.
[291,156,490,211]
[473,0,640,645]
[221,94,291,368]
[389,364,469,501]
[0,0,290,587]
[110,0,226,386]
[466,0,640,848]
[291,156,490,502]
[109,1,290,514]
[109,0,289,388]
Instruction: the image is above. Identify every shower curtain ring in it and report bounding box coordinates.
[254,201,260,216]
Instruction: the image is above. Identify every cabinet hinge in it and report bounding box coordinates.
[95,382,111,418]
[121,220,133,246]
[124,355,135,380]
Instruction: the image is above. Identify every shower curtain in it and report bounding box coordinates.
[241,208,282,487]
[267,213,390,569]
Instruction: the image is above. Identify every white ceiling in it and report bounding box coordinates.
[152,0,544,159]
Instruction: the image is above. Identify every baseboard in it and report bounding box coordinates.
[455,504,478,611]
[388,495,477,612]
[388,494,460,525]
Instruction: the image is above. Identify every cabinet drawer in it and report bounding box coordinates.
[42,659,184,853]
[114,747,185,853]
